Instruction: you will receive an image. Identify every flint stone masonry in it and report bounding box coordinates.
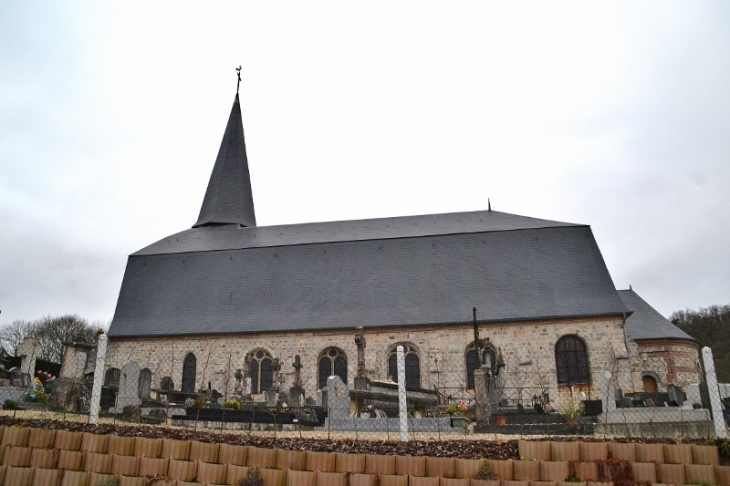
[629,339,701,390]
[103,316,652,409]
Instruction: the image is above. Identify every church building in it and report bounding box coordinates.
[104,90,699,411]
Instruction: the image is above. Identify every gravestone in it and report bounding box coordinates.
[601,372,617,412]
[243,354,252,396]
[667,384,686,406]
[18,337,40,378]
[160,376,174,390]
[685,384,701,407]
[326,375,350,420]
[138,368,152,400]
[288,388,303,406]
[234,369,243,396]
[59,342,92,381]
[244,376,252,397]
[266,390,278,407]
[473,367,490,424]
[354,329,368,390]
[116,361,141,411]
[617,397,634,408]
[270,358,281,391]
[288,355,305,407]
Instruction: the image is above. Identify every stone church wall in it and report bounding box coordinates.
[629,338,701,389]
[105,315,632,409]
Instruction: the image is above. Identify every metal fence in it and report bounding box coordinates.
[11,347,727,444]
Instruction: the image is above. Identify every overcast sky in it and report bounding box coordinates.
[1,2,728,328]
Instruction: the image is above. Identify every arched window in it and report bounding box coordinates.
[249,349,274,394]
[388,343,420,388]
[318,347,348,389]
[104,368,120,388]
[138,368,152,400]
[555,335,590,385]
[182,353,196,393]
[465,342,497,389]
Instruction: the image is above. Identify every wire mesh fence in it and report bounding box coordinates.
[13,353,724,444]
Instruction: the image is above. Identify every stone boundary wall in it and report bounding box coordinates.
[0,387,28,405]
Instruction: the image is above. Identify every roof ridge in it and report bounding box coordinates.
[135,209,584,256]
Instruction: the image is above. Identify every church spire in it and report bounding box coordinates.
[193,73,256,228]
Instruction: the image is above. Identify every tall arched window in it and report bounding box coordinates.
[555,335,590,385]
[388,343,420,388]
[318,347,348,389]
[182,353,196,393]
[465,342,497,389]
[138,368,152,400]
[249,349,274,394]
[104,368,120,388]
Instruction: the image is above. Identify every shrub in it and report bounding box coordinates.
[35,390,49,404]
[224,399,242,410]
[715,438,730,459]
[96,475,121,486]
[238,467,263,486]
[565,473,583,482]
[473,464,498,480]
[3,400,18,410]
[444,404,460,415]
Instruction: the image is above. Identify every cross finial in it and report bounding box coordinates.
[236,66,242,94]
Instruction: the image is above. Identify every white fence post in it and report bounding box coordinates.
[89,333,108,425]
[702,346,727,439]
[397,345,409,442]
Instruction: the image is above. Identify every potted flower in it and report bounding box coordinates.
[445,400,469,428]
[35,370,56,396]
[559,397,584,423]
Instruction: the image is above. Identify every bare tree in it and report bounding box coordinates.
[0,314,98,363]
[671,303,730,381]
[31,315,98,363]
[0,319,35,355]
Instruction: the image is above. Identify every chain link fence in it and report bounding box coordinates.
[12,346,724,444]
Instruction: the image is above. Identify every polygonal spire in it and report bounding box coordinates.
[194,93,256,228]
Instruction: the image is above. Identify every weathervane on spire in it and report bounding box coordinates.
[236,66,242,94]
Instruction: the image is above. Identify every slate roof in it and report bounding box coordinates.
[108,210,631,338]
[619,289,697,342]
[193,94,256,228]
[107,90,631,339]
[137,209,579,256]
